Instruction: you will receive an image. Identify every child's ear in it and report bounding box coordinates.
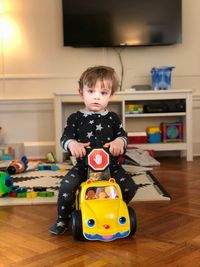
[79,89,83,96]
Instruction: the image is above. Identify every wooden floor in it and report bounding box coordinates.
[0,157,200,267]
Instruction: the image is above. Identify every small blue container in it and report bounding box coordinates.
[148,132,161,143]
[151,66,175,90]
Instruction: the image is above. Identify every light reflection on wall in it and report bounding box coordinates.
[0,17,23,55]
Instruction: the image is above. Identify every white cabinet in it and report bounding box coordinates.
[54,89,193,162]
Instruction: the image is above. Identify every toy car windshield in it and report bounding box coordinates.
[85,185,119,200]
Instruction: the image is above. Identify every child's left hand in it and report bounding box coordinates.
[104,137,125,157]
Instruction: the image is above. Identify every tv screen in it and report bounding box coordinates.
[62,0,182,47]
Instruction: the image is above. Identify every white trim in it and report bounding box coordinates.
[24,141,55,147]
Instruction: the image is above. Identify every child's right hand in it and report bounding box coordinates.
[68,140,90,158]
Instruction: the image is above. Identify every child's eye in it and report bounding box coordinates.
[101,91,108,96]
[88,89,94,94]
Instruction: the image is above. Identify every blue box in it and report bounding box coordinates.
[148,132,161,143]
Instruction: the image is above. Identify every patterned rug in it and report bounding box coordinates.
[0,166,170,206]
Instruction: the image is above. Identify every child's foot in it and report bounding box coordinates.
[48,221,67,235]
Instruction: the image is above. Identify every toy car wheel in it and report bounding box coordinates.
[71,210,85,241]
[128,206,137,236]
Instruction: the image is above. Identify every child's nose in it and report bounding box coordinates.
[94,92,100,99]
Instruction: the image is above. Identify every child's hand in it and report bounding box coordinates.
[104,138,125,157]
[68,141,90,158]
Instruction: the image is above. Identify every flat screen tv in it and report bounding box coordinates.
[62,0,182,47]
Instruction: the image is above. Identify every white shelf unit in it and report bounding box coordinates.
[54,89,193,162]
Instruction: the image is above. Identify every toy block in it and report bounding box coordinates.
[38,191,48,197]
[33,186,47,192]
[17,192,27,198]
[46,191,54,197]
[9,192,17,198]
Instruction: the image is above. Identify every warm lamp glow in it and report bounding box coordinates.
[0,15,24,54]
[0,17,14,41]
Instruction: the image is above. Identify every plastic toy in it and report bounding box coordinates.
[71,147,137,241]
[7,156,28,175]
[38,164,60,171]
[161,122,183,142]
[1,146,14,160]
[0,171,13,197]
[147,127,161,143]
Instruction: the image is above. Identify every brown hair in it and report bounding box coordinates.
[79,66,119,95]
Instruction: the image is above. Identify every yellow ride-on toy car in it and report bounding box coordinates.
[71,148,137,241]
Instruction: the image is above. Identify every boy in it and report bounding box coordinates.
[49,66,138,235]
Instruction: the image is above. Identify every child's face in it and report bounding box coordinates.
[80,80,112,112]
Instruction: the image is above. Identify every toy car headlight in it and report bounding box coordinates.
[87,219,95,228]
[118,216,127,225]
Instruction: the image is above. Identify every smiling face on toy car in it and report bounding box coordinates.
[80,179,130,241]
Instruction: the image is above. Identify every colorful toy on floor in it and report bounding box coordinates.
[0,171,13,197]
[38,164,60,171]
[7,156,28,175]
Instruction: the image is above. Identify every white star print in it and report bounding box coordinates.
[61,206,65,210]
[65,179,69,183]
[120,177,126,182]
[96,124,103,131]
[63,193,68,198]
[87,131,93,139]
[89,120,94,124]
[119,124,123,128]
[124,188,129,192]
[107,137,111,141]
[57,221,65,227]
[83,113,89,117]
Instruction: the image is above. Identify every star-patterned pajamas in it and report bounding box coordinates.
[57,110,138,224]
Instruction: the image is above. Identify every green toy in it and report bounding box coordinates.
[0,171,13,197]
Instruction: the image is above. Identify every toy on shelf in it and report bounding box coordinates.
[161,122,183,142]
[0,172,13,197]
[128,132,148,144]
[7,156,28,175]
[71,147,137,242]
[147,127,161,143]
[125,104,143,114]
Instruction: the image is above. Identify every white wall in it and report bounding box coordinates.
[0,0,200,98]
[0,0,200,158]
